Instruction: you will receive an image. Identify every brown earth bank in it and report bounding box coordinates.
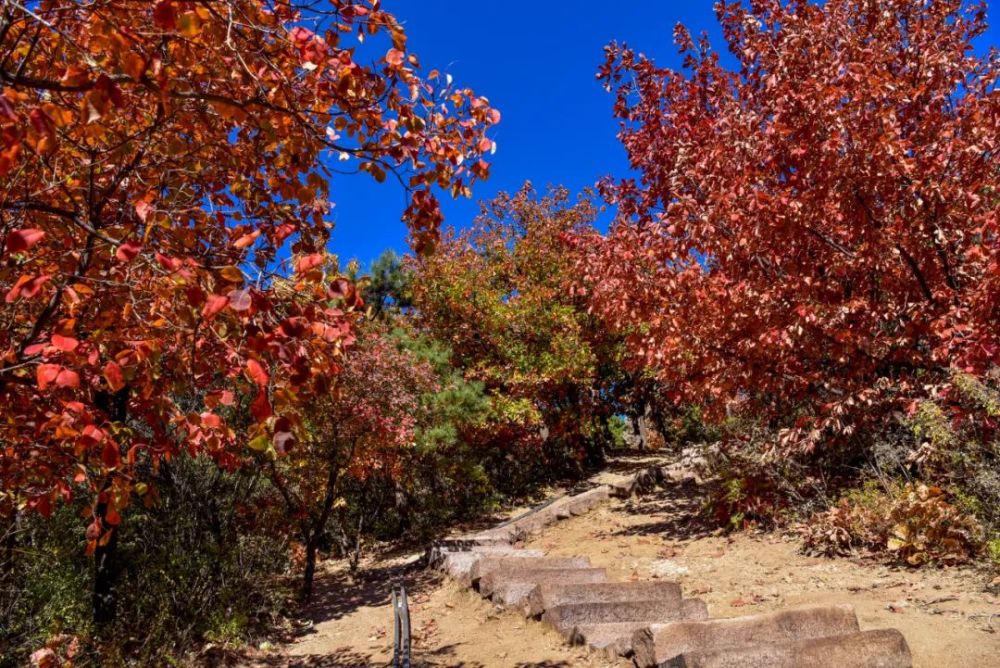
[238,474,1000,668]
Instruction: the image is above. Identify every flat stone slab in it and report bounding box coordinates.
[433,547,546,580]
[665,629,912,668]
[632,605,861,668]
[568,622,657,657]
[429,544,541,565]
[435,533,514,548]
[545,599,708,634]
[522,581,683,617]
[480,567,608,599]
[468,556,590,586]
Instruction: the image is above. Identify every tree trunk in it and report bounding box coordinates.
[302,539,318,602]
[92,387,128,627]
[92,497,120,627]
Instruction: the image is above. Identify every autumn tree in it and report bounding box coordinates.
[0,0,497,622]
[581,0,998,455]
[414,184,624,483]
[267,320,439,597]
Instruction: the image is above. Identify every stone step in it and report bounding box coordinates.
[434,533,514,548]
[569,621,659,658]
[666,629,912,668]
[433,548,546,581]
[480,567,609,600]
[544,599,708,635]
[468,556,591,587]
[467,526,519,544]
[429,544,541,564]
[557,485,611,516]
[632,605,861,668]
[522,581,683,617]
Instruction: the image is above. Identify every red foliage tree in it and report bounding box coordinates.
[267,322,437,598]
[581,0,998,452]
[0,0,497,613]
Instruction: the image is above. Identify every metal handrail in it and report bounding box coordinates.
[391,584,411,668]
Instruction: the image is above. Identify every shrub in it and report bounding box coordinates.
[802,482,983,566]
[0,458,292,667]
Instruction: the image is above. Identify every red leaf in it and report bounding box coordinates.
[385,48,405,67]
[6,228,45,252]
[202,293,228,320]
[250,387,272,421]
[101,441,120,469]
[37,364,78,390]
[155,252,181,271]
[55,368,80,388]
[135,200,153,222]
[153,0,176,29]
[36,364,61,390]
[115,240,142,262]
[105,504,121,526]
[295,253,324,274]
[228,288,252,312]
[51,334,79,352]
[85,519,101,541]
[104,361,125,392]
[246,358,269,387]
[29,108,55,139]
[5,274,50,302]
[273,429,295,454]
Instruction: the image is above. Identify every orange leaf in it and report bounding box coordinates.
[36,364,61,390]
[104,361,125,392]
[246,358,269,387]
[234,229,260,249]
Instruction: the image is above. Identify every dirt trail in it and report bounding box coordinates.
[525,484,1000,668]
[251,472,999,667]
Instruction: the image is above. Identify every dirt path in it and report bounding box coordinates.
[524,484,1000,668]
[251,473,999,667]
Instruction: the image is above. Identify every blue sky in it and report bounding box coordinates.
[326,2,998,270]
[325,2,727,268]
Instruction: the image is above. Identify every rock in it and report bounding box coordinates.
[568,622,659,657]
[650,560,690,578]
[632,605,861,668]
[664,629,912,668]
[522,581,683,618]
[480,567,608,599]
[468,556,592,587]
[544,599,708,635]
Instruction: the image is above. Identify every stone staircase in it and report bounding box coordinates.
[427,465,913,667]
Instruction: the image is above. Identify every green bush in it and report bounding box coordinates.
[1,457,292,666]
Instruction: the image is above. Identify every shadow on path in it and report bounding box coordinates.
[299,558,440,624]
[603,481,717,543]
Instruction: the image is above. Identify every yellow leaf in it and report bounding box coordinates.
[219,266,244,283]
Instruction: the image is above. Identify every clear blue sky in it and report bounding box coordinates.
[325,2,998,270]
[325,2,727,268]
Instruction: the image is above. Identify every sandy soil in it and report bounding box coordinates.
[525,484,1000,668]
[248,471,1000,668]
